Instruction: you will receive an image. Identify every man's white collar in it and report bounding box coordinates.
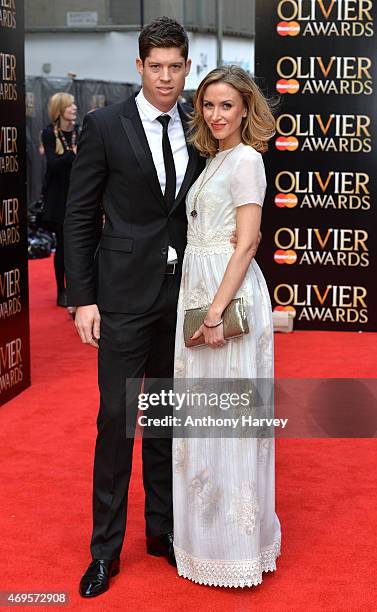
[136,88,178,122]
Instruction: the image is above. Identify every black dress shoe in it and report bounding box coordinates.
[79,558,120,598]
[57,290,67,307]
[146,531,176,567]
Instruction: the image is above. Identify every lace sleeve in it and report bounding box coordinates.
[230,147,267,208]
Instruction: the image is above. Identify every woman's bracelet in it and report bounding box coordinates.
[203,318,224,329]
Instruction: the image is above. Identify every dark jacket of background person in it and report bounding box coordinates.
[41,123,79,226]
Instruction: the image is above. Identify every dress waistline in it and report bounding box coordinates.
[186,228,235,255]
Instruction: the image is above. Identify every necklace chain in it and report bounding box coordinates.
[190,146,238,218]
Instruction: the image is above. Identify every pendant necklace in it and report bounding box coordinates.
[190,145,238,218]
[58,124,77,152]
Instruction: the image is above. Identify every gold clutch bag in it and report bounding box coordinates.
[183,297,249,348]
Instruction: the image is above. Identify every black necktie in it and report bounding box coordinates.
[157,114,176,208]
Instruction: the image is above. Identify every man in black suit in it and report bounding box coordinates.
[64,18,205,598]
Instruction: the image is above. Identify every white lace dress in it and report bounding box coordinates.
[173,143,281,587]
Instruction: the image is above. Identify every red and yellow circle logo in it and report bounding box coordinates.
[274,250,297,265]
[275,136,299,152]
[274,194,298,208]
[274,305,296,317]
[277,21,300,36]
[276,79,300,94]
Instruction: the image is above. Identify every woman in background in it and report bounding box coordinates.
[42,92,79,307]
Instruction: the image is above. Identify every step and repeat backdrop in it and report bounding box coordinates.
[0,0,30,406]
[255,0,377,330]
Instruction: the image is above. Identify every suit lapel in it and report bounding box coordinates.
[119,97,167,211]
[119,97,200,216]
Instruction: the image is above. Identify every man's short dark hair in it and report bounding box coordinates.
[138,17,189,63]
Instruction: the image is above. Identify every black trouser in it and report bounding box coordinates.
[90,272,180,560]
[53,224,65,293]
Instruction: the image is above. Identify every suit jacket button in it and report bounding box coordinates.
[161,247,167,255]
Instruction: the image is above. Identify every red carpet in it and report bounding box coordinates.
[1,257,376,611]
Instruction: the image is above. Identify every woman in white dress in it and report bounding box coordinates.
[173,66,281,587]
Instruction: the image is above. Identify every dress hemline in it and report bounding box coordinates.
[174,536,281,588]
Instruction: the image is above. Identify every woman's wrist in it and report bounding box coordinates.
[203,318,223,329]
[204,306,224,326]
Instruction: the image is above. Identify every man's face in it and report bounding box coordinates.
[136,47,191,112]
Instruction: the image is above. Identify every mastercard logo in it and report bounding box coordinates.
[277,21,300,36]
[274,250,297,265]
[274,193,298,208]
[276,79,300,94]
[274,305,296,317]
[275,136,299,152]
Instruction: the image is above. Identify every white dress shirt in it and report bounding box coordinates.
[136,89,189,262]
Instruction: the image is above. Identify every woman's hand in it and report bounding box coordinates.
[190,321,226,349]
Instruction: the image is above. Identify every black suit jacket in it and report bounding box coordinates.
[64,95,204,313]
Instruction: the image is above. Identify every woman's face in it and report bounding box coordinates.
[62,101,77,123]
[202,82,247,150]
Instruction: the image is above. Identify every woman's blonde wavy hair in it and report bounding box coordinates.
[48,92,75,155]
[188,65,276,157]
[48,92,75,123]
